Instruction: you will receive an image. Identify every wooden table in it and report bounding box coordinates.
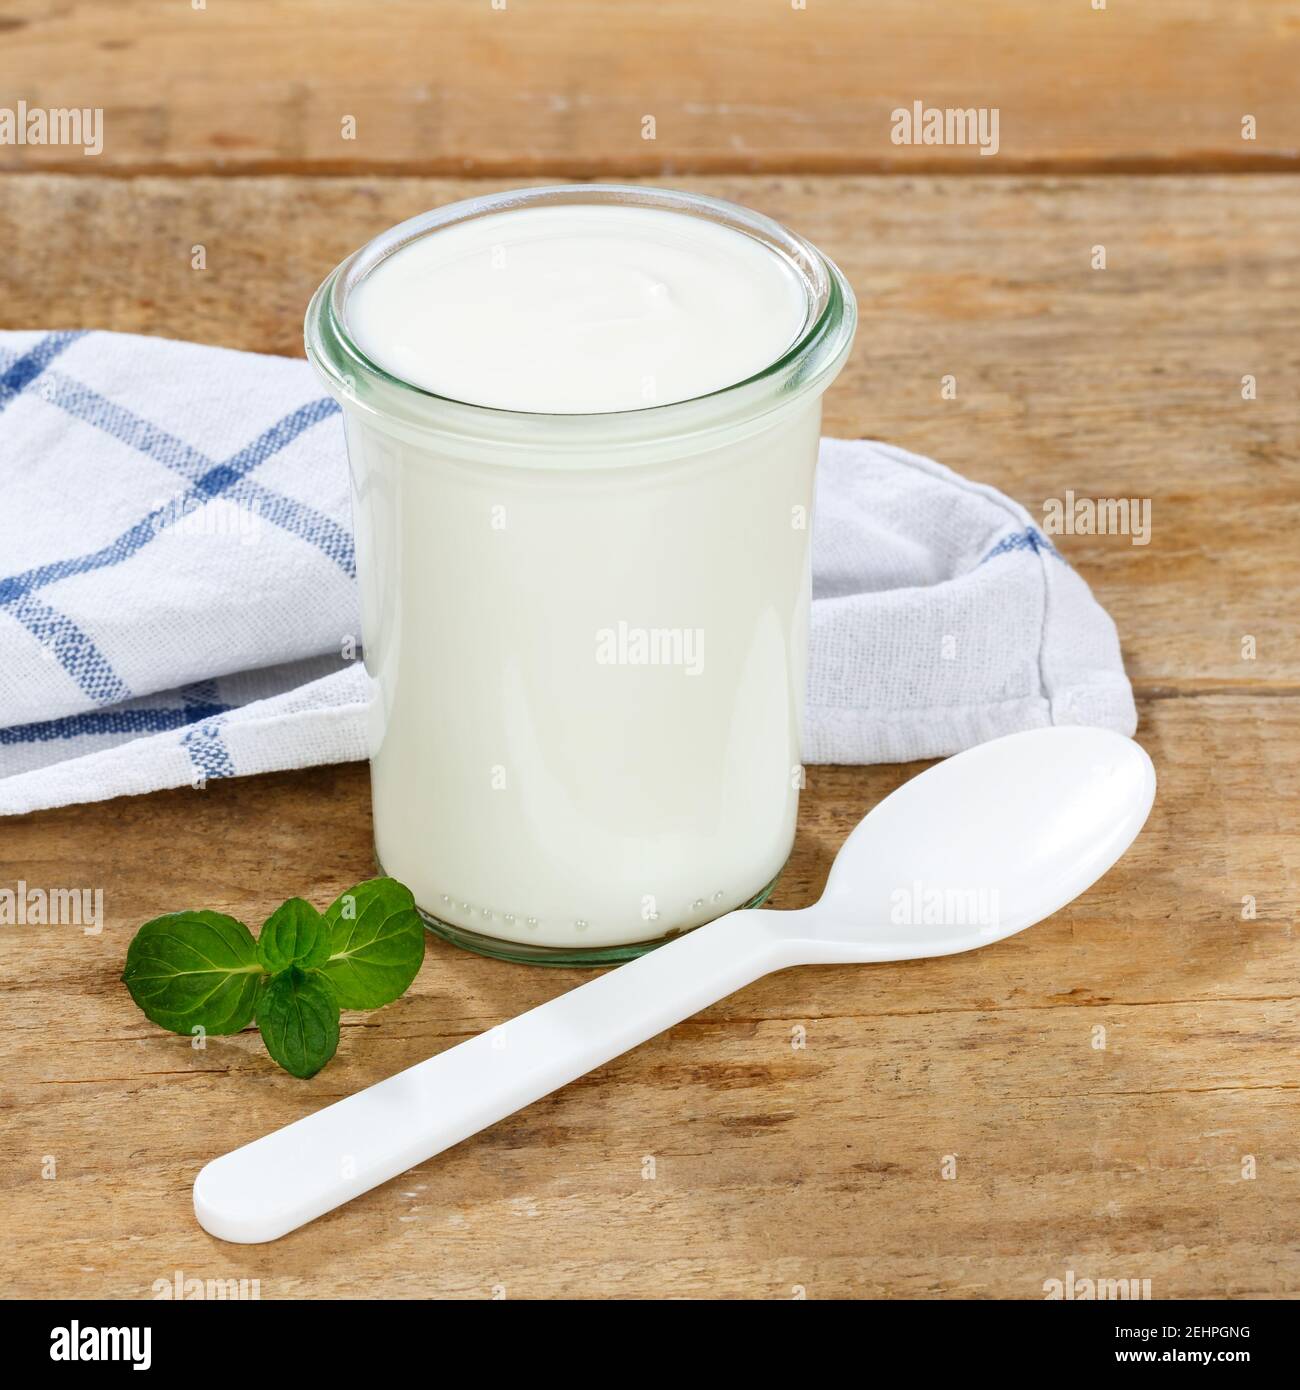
[1,2,1297,1300]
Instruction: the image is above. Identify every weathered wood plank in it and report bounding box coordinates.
[0,693,1296,1299]
[1,170,1296,1298]
[1,172,1294,687]
[0,1,1296,175]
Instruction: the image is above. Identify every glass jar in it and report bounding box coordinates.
[306,185,856,964]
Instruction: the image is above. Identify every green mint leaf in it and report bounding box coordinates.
[256,968,340,1078]
[317,877,425,1010]
[257,897,330,973]
[121,910,263,1035]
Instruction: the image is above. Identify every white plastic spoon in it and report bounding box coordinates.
[194,725,1155,1243]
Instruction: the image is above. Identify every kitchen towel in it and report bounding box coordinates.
[0,329,1136,816]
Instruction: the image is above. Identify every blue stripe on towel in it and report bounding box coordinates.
[42,370,214,475]
[0,702,231,745]
[0,331,85,410]
[178,679,221,707]
[226,475,354,574]
[177,681,236,780]
[980,527,1064,565]
[0,506,191,603]
[0,397,345,605]
[210,396,341,489]
[0,347,352,577]
[5,593,131,705]
[0,369,345,701]
[181,720,235,782]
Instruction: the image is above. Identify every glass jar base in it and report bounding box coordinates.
[412,871,784,967]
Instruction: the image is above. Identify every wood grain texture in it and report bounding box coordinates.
[2,172,1295,687]
[0,695,1296,1299]
[0,1,1297,175]
[0,172,1297,1298]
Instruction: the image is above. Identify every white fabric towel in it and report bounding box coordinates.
[0,329,1136,816]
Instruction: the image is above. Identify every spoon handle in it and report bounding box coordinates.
[194,909,785,1243]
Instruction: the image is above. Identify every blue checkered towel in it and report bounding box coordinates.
[0,329,1136,816]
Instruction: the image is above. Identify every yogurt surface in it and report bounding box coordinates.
[345,203,810,414]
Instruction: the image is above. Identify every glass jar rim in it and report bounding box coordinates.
[305,184,856,453]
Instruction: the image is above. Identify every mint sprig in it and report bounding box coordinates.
[121,878,424,1078]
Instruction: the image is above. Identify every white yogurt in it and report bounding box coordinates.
[309,188,856,957]
[347,204,809,413]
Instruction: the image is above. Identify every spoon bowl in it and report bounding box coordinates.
[195,725,1155,1243]
[796,724,1155,962]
